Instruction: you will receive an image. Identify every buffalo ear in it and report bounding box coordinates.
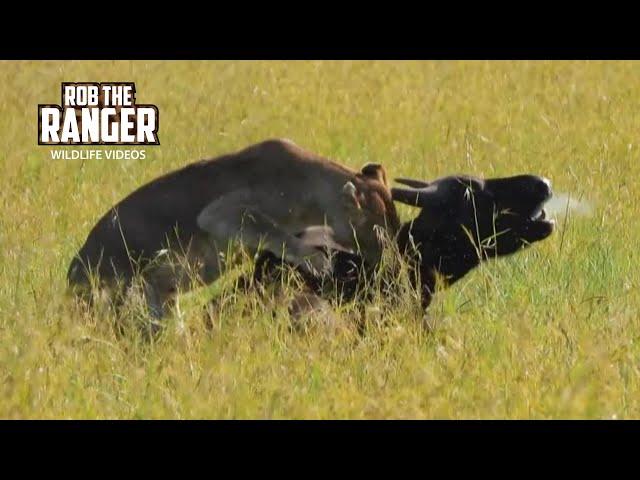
[392,183,445,208]
[395,178,430,188]
[361,163,388,186]
[391,187,422,207]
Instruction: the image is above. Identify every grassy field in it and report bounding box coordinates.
[1,60,639,419]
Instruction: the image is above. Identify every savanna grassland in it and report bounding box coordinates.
[1,61,639,419]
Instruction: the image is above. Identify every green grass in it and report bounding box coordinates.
[1,60,639,418]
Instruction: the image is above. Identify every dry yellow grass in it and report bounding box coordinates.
[1,60,639,418]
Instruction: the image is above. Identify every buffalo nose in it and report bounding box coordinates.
[536,177,552,198]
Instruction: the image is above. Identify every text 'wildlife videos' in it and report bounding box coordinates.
[49,149,147,160]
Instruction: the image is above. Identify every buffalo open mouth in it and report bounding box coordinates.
[529,205,553,224]
[517,198,555,242]
[502,199,554,225]
[527,193,555,226]
[497,193,555,246]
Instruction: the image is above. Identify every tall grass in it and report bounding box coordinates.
[1,60,639,418]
